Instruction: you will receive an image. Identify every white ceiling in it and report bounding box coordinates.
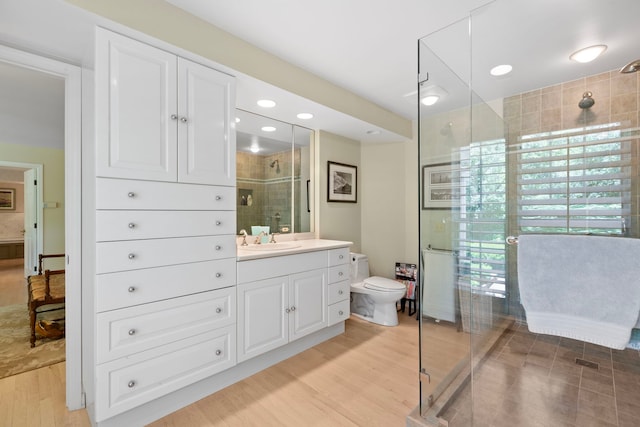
[0,0,638,144]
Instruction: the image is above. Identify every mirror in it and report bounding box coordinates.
[235,109,313,236]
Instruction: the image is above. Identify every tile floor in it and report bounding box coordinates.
[439,322,640,426]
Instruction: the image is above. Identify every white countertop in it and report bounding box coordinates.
[236,238,353,261]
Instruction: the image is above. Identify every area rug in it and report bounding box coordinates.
[0,304,65,379]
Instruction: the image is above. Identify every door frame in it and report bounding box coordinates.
[0,45,83,410]
[0,162,43,275]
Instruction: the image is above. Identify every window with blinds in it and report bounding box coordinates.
[456,138,507,297]
[517,123,631,235]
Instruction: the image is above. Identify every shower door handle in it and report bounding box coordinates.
[506,235,519,245]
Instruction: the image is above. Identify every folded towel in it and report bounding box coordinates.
[518,234,640,350]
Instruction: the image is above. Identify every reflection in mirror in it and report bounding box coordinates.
[235,109,313,236]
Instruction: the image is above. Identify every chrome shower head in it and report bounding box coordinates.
[270,159,279,168]
[578,91,595,109]
[620,59,640,74]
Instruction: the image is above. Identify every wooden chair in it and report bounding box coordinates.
[27,253,65,347]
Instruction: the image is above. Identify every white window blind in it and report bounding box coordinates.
[456,139,507,297]
[517,123,632,235]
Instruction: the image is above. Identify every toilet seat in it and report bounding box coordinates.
[363,276,406,292]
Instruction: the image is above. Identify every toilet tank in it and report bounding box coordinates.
[350,252,370,283]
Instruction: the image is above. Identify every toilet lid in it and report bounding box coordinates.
[363,276,406,292]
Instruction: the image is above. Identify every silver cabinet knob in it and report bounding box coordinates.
[216,307,222,314]
[128,253,135,259]
[215,245,221,250]
[215,349,222,356]
[215,272,222,278]
[290,306,296,312]
[285,308,290,313]
[127,192,135,198]
[170,114,178,120]
[128,380,136,388]
[338,272,344,276]
[339,254,344,259]
[128,329,136,336]
[180,116,188,123]
[127,286,136,293]
[339,310,344,316]
[216,221,222,226]
[338,290,344,295]
[215,195,222,201]
[128,222,136,229]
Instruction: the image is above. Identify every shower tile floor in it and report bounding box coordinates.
[440,322,640,427]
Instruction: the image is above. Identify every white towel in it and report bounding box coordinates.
[518,234,640,350]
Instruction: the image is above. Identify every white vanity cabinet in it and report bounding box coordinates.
[95,28,235,186]
[237,251,328,362]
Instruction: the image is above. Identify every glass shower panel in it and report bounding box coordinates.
[418,10,510,425]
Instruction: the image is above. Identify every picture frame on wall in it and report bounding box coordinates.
[327,161,357,203]
[0,188,15,210]
[422,162,461,210]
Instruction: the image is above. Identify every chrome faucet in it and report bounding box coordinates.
[254,231,266,244]
[239,229,248,246]
[269,232,278,243]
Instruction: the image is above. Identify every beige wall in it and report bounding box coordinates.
[317,131,361,251]
[361,140,418,278]
[0,142,65,254]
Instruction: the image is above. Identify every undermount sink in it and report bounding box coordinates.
[241,242,301,251]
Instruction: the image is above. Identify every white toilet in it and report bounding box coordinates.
[350,253,407,326]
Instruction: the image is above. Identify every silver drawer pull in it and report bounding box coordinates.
[338,272,343,276]
[215,245,222,250]
[180,116,188,123]
[128,253,136,260]
[339,254,344,259]
[215,273,222,278]
[216,221,222,226]
[128,329,136,336]
[215,195,222,201]
[127,192,135,198]
[128,222,136,229]
[215,349,222,356]
[128,380,136,388]
[170,114,178,120]
[128,286,136,293]
[339,310,344,316]
[338,290,344,295]
[216,307,222,314]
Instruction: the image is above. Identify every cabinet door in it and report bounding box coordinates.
[96,29,178,181]
[177,58,236,186]
[289,268,327,341]
[237,277,288,362]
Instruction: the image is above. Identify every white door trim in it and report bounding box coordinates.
[0,45,83,410]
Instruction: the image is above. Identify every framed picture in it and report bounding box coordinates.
[327,161,357,203]
[422,162,461,210]
[0,188,15,210]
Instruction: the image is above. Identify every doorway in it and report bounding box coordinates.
[0,45,82,409]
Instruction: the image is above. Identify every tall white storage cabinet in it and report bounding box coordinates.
[91,28,237,423]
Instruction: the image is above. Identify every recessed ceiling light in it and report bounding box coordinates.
[261,126,276,132]
[569,45,607,63]
[250,144,259,153]
[297,113,314,120]
[257,99,276,108]
[421,95,440,106]
[235,117,240,123]
[490,64,512,76]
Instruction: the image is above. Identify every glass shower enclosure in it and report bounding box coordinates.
[414,1,640,426]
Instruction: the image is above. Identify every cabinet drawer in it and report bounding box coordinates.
[95,326,235,421]
[328,279,350,305]
[96,235,236,274]
[328,247,349,266]
[96,210,235,241]
[237,250,327,284]
[96,178,235,210]
[328,300,350,326]
[96,259,236,312]
[328,264,349,284]
[97,288,235,363]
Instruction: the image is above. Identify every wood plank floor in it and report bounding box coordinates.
[0,312,420,427]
